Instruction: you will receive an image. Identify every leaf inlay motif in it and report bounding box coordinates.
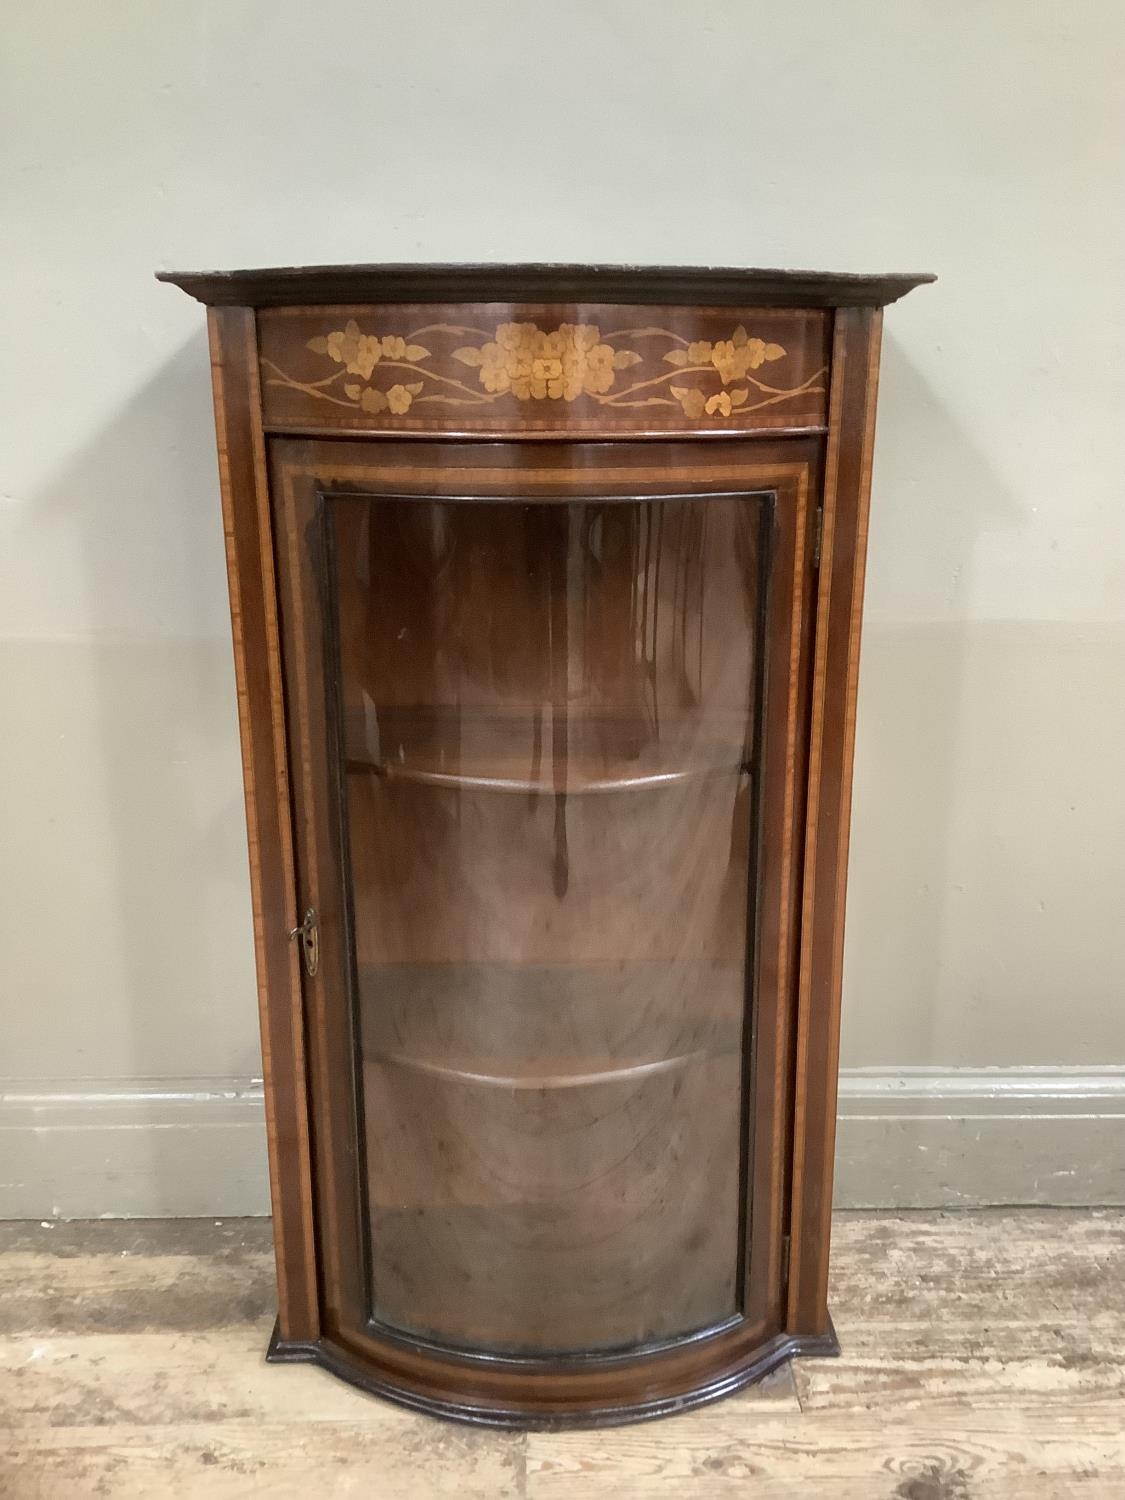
[261,317,826,421]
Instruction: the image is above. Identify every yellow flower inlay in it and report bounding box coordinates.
[302,320,432,411]
[453,323,641,402]
[663,324,785,385]
[262,316,822,423]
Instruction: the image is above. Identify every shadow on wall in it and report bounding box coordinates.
[23,327,265,1208]
[843,327,1024,1064]
[29,321,1018,1073]
[20,308,1087,1208]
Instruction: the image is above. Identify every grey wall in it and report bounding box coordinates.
[2,1,1123,1216]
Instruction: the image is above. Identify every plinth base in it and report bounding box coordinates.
[266,1317,840,1431]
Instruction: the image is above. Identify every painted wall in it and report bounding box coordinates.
[2,1,1123,1214]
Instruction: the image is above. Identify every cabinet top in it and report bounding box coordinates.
[157,262,935,310]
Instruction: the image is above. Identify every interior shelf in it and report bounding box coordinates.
[367,1047,718,1090]
[357,962,745,1093]
[343,704,753,795]
[345,756,747,795]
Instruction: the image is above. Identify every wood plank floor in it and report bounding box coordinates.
[0,1211,1121,1497]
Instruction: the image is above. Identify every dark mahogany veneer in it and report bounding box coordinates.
[162,264,933,1427]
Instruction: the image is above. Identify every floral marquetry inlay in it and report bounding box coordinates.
[259,311,828,426]
[452,323,640,402]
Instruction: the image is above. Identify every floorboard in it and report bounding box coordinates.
[0,1211,1120,1498]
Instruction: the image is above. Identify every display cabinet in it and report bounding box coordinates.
[161,263,933,1426]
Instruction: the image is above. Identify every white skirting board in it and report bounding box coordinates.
[0,1079,272,1221]
[1,1068,1123,1219]
[834,1067,1125,1208]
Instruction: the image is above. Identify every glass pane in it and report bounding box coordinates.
[328,494,767,1355]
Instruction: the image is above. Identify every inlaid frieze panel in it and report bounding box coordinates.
[257,303,830,436]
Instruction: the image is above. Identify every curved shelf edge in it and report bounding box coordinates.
[266,1317,840,1430]
[368,1047,710,1090]
[346,759,748,795]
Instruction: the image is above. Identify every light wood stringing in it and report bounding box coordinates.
[788,308,884,1334]
[206,308,320,1340]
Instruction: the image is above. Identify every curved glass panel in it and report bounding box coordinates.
[327,494,768,1355]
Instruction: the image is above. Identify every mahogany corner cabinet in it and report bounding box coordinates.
[162,263,933,1427]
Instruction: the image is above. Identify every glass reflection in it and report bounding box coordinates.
[329,494,765,1354]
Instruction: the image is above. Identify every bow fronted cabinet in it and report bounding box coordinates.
[161,263,933,1427]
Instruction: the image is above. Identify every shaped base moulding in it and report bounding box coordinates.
[265,1317,840,1430]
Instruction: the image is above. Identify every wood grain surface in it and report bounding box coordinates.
[174,270,931,1423]
[0,1211,1119,1497]
[204,310,319,1342]
[788,308,884,1336]
[157,262,936,310]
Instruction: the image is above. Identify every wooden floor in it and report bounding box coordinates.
[0,1211,1122,1497]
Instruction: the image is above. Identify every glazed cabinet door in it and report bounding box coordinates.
[270,437,818,1416]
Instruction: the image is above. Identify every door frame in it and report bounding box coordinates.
[262,435,820,1419]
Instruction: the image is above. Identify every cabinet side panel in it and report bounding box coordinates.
[788,307,883,1334]
[206,307,320,1339]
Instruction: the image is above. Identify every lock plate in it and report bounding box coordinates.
[289,907,319,978]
